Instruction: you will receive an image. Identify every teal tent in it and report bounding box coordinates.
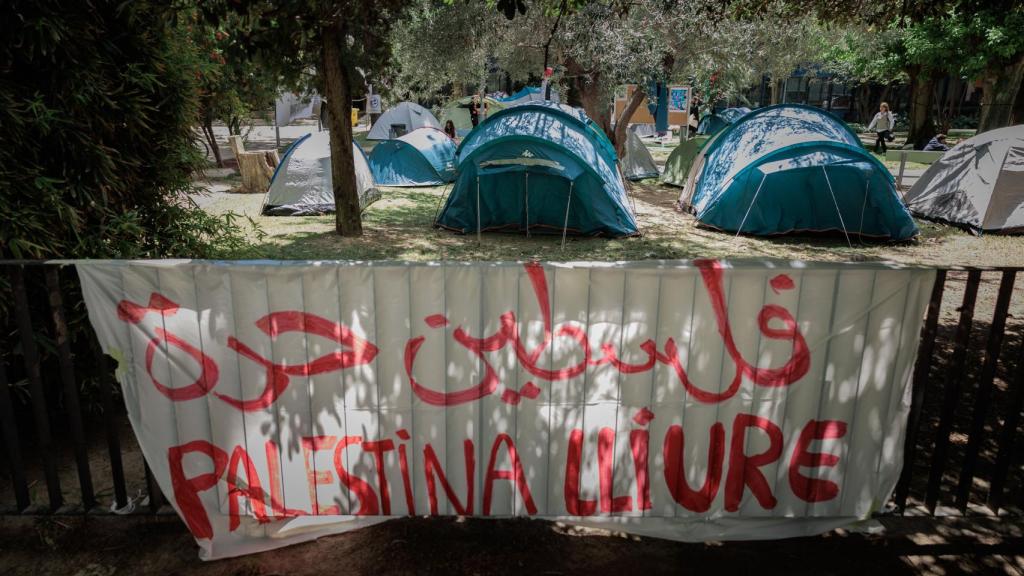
[697,107,751,136]
[684,104,917,240]
[498,86,541,102]
[435,102,638,237]
[369,127,457,186]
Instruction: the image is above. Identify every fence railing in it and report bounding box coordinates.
[0,262,1021,520]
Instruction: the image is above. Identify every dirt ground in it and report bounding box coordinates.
[2,514,1024,576]
[198,179,1024,267]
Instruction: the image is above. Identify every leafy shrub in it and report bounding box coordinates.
[0,2,260,421]
[0,0,255,260]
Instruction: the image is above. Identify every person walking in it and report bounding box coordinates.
[867,102,896,153]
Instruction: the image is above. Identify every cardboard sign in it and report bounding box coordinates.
[78,260,934,560]
[367,94,382,115]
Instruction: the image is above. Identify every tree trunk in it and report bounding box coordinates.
[978,54,1024,134]
[1014,74,1024,125]
[237,151,279,193]
[228,135,278,193]
[612,87,647,157]
[906,67,937,149]
[874,85,891,117]
[321,18,363,237]
[202,116,223,168]
[854,84,870,124]
[769,76,780,105]
[566,57,613,138]
[542,0,567,71]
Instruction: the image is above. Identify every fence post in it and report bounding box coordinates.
[0,358,31,511]
[95,345,129,511]
[925,269,982,513]
[894,269,946,511]
[9,265,63,511]
[988,337,1024,514]
[955,270,1016,512]
[46,267,97,510]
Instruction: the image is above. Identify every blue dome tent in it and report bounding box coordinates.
[435,102,638,238]
[497,86,541,102]
[697,107,751,136]
[683,104,917,240]
[368,127,457,186]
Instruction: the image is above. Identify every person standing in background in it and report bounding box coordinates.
[468,95,481,128]
[688,96,701,137]
[867,102,896,153]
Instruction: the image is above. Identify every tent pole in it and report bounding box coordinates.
[561,181,574,250]
[735,172,768,238]
[476,176,482,244]
[524,172,530,238]
[433,181,454,223]
[821,166,853,248]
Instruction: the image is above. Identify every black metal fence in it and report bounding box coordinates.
[0,262,1022,521]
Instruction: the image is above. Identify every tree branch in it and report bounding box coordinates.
[542,0,568,71]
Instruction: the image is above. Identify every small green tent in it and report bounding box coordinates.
[662,136,709,187]
[440,96,508,137]
[435,102,638,237]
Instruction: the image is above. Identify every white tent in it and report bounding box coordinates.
[262,131,378,216]
[367,101,442,140]
[621,129,660,181]
[904,125,1024,233]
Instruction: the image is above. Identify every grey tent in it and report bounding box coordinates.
[629,124,657,138]
[262,131,378,216]
[621,129,660,180]
[904,125,1024,233]
[367,101,442,140]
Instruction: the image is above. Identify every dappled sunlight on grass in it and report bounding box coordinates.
[197,181,1024,267]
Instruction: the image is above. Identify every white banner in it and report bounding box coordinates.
[77,260,934,560]
[275,93,321,128]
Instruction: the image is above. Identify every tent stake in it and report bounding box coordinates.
[561,181,574,250]
[821,166,853,248]
[735,172,768,238]
[476,177,482,244]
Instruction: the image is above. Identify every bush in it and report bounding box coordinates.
[0,2,259,419]
[950,115,979,130]
[0,0,254,260]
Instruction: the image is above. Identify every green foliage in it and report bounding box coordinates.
[905,6,1024,78]
[822,27,907,85]
[184,10,279,136]
[391,0,518,100]
[199,1,410,100]
[0,0,257,259]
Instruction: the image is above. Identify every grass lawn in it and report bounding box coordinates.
[198,178,1023,268]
